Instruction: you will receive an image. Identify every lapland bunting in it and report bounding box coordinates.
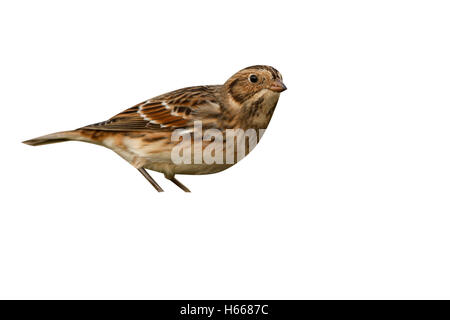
[23,65,287,192]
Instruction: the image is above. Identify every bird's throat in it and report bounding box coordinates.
[239,89,280,130]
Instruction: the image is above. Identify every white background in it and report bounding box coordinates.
[0,0,449,299]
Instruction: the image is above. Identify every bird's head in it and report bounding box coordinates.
[223,65,286,128]
[224,65,286,104]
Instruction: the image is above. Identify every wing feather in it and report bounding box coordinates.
[81,85,222,131]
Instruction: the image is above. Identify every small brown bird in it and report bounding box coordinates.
[23,65,286,192]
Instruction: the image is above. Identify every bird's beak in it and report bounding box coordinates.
[269,79,287,92]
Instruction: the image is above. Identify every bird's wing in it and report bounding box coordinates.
[81,86,222,131]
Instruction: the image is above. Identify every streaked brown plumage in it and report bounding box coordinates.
[23,65,286,192]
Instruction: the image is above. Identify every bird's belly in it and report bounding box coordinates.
[104,131,261,176]
[144,162,234,176]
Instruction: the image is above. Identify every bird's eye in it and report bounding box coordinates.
[249,74,258,83]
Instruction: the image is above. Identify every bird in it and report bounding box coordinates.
[23,65,287,192]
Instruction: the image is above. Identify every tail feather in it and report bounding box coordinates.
[22,130,81,146]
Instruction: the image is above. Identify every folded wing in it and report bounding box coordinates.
[82,85,222,131]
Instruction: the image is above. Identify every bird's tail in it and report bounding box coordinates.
[22,130,84,146]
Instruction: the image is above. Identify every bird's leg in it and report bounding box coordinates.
[137,168,164,192]
[167,176,191,192]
